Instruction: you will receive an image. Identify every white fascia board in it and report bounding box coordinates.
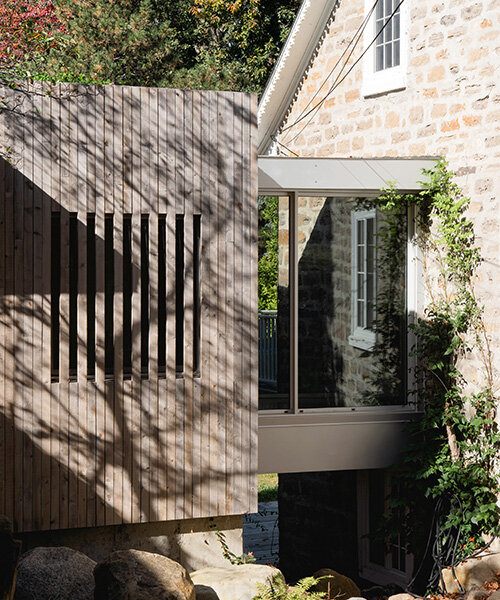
[257,0,337,155]
[258,156,438,195]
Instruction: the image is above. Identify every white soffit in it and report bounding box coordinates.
[258,156,438,195]
[258,0,337,155]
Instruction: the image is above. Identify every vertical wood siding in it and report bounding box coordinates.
[0,83,258,532]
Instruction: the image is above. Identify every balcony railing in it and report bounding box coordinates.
[258,310,278,390]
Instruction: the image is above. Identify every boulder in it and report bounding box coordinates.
[93,549,195,600]
[363,585,405,600]
[14,546,95,600]
[194,584,221,600]
[488,592,500,600]
[312,569,361,600]
[464,590,489,600]
[190,564,283,600]
[388,595,421,600]
[442,554,500,593]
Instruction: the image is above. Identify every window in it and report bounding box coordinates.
[349,209,376,351]
[362,0,407,97]
[357,470,413,586]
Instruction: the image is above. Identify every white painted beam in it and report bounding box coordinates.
[258,156,437,196]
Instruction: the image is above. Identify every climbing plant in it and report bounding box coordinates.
[360,159,500,569]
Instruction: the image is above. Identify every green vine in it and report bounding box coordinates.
[212,528,256,565]
[361,159,500,564]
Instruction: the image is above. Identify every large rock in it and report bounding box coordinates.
[442,553,500,593]
[190,564,283,600]
[93,549,196,600]
[312,569,361,600]
[14,546,95,600]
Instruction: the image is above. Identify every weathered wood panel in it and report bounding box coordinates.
[0,82,258,532]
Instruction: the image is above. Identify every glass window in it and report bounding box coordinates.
[375,0,401,72]
[258,196,290,410]
[259,197,407,410]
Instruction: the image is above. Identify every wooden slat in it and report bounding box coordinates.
[0,132,6,518]
[2,102,15,524]
[76,88,89,529]
[165,88,177,522]
[191,89,202,519]
[31,85,44,530]
[183,89,194,520]
[13,89,26,530]
[232,93,244,515]
[22,84,35,532]
[248,93,259,513]
[206,91,220,517]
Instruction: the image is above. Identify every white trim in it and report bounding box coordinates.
[258,157,438,196]
[362,0,409,97]
[257,0,337,154]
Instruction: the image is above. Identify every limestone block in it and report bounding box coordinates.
[442,554,500,593]
[190,564,283,600]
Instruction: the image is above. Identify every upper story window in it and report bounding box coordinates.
[363,0,408,97]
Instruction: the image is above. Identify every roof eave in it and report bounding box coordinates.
[257,0,338,155]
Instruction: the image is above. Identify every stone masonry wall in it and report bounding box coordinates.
[275,0,500,394]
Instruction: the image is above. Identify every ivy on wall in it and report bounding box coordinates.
[361,160,500,567]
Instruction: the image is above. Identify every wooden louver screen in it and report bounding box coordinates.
[49,212,201,383]
[0,83,258,533]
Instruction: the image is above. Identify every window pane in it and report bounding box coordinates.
[258,196,290,410]
[291,199,407,409]
[384,0,392,17]
[385,19,393,43]
[357,273,365,300]
[376,0,384,19]
[357,219,365,244]
[385,44,393,69]
[394,13,400,39]
[376,45,384,71]
[394,40,400,66]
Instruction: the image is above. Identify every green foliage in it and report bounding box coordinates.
[253,574,325,600]
[183,0,299,92]
[213,529,256,565]
[258,196,278,311]
[41,0,181,85]
[362,159,500,565]
[258,472,278,502]
[1,0,299,92]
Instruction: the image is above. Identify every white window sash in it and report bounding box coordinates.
[350,209,376,351]
[362,0,408,97]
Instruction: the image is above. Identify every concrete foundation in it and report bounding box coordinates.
[17,515,243,572]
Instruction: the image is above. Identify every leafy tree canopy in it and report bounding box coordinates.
[0,0,299,93]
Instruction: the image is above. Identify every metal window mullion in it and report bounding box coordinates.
[363,218,368,329]
[289,192,298,414]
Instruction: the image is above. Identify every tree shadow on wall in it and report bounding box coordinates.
[0,81,257,553]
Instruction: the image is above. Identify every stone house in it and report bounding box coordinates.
[257,0,500,584]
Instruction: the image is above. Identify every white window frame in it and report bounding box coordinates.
[362,0,408,97]
[357,471,414,586]
[349,209,377,351]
